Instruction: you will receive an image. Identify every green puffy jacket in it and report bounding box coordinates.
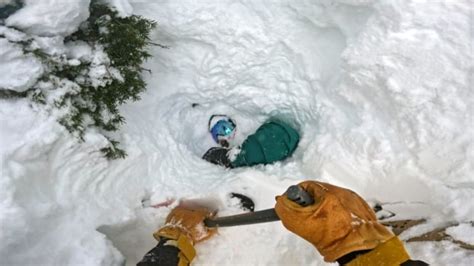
[231,120,299,167]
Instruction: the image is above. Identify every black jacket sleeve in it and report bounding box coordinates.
[137,238,180,266]
[337,249,429,266]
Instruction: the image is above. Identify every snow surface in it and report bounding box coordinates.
[1,0,473,266]
[446,223,474,245]
[407,240,474,266]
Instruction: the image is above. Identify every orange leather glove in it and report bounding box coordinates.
[154,204,217,244]
[153,204,217,265]
[275,181,395,262]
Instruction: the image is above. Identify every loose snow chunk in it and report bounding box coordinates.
[32,36,67,56]
[68,59,81,66]
[5,0,91,36]
[89,65,110,88]
[0,26,28,42]
[66,41,93,61]
[87,46,122,88]
[0,39,43,92]
[104,0,133,17]
[42,77,81,105]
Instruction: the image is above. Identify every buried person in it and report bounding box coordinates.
[203,115,300,168]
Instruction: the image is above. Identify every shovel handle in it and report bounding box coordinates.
[204,208,279,227]
[204,185,314,228]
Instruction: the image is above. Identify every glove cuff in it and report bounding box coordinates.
[346,236,410,266]
[321,222,395,262]
[154,226,196,265]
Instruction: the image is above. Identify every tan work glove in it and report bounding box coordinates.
[153,204,217,264]
[275,181,394,262]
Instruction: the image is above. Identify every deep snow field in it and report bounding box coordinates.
[1,0,473,265]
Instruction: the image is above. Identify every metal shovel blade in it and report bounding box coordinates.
[204,208,280,228]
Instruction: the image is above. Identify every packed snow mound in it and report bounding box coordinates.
[0,0,473,266]
[6,0,91,36]
[0,38,43,92]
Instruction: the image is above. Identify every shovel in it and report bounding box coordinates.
[204,185,314,228]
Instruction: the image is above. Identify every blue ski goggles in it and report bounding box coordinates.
[210,119,236,143]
